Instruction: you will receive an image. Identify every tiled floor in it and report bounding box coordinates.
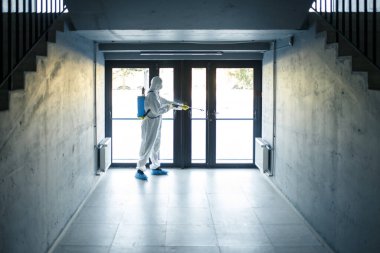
[54,169,332,253]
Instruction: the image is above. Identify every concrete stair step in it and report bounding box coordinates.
[47,30,57,43]
[11,71,25,90]
[0,17,66,111]
[18,55,37,73]
[310,13,380,91]
[336,37,380,89]
[368,67,380,90]
[46,18,65,42]
[312,14,338,43]
[336,56,352,66]
[325,42,338,57]
[33,39,48,57]
[0,85,10,111]
[53,19,65,32]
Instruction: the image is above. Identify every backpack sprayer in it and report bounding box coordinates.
[137,88,204,119]
[137,88,146,119]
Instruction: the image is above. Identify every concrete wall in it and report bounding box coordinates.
[262,27,380,253]
[0,28,105,253]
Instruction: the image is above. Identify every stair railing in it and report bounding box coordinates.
[0,0,68,91]
[311,0,379,69]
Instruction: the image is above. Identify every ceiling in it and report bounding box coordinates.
[64,0,314,59]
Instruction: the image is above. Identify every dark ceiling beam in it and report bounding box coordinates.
[98,42,271,52]
[65,0,314,30]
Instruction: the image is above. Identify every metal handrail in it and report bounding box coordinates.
[311,0,379,69]
[0,0,68,90]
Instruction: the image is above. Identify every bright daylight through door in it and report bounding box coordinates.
[111,66,254,165]
[191,67,254,164]
[112,68,149,163]
[111,68,174,164]
[158,68,174,163]
[216,68,254,163]
[191,68,207,163]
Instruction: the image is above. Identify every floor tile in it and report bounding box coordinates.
[112,224,166,247]
[168,194,209,208]
[219,246,275,253]
[109,246,165,253]
[247,193,289,208]
[124,194,169,208]
[166,224,217,246]
[53,245,109,253]
[167,207,213,225]
[54,169,330,252]
[85,193,128,207]
[60,223,118,246]
[211,207,260,225]
[73,206,125,224]
[122,206,168,224]
[242,179,278,195]
[215,224,271,246]
[274,246,331,253]
[263,224,322,247]
[253,207,303,225]
[214,223,264,234]
[207,194,251,209]
[165,246,220,253]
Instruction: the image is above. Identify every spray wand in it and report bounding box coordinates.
[172,103,204,111]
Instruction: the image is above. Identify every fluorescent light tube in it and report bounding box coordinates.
[140,51,223,56]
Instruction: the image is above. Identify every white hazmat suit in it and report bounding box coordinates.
[136,76,173,172]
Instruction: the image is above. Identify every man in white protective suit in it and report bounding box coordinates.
[135,76,189,180]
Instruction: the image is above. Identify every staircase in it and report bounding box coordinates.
[1,1,379,113]
[0,0,68,112]
[310,0,380,90]
[308,13,380,90]
[0,19,67,111]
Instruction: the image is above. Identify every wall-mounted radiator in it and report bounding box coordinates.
[97,138,112,174]
[255,138,272,176]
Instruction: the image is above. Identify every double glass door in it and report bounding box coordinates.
[105,61,261,168]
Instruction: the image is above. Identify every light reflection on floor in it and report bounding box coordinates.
[54,169,332,253]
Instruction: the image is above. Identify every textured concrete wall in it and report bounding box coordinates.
[263,27,380,253]
[0,29,105,252]
[262,48,274,147]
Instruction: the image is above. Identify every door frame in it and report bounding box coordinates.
[105,60,262,168]
[105,61,182,168]
[183,60,262,168]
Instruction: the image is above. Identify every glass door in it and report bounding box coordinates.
[215,67,254,164]
[111,68,149,164]
[191,68,207,164]
[189,62,258,167]
[158,68,174,163]
[106,63,176,166]
[105,60,261,168]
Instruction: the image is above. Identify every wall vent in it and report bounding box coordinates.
[255,138,272,176]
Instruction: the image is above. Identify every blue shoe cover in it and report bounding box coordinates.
[135,170,148,180]
[151,168,168,175]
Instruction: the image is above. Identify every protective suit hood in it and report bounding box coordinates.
[149,76,163,91]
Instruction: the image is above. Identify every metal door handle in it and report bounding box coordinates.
[206,110,213,122]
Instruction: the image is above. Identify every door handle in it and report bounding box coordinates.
[206,110,213,122]
[208,110,218,118]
